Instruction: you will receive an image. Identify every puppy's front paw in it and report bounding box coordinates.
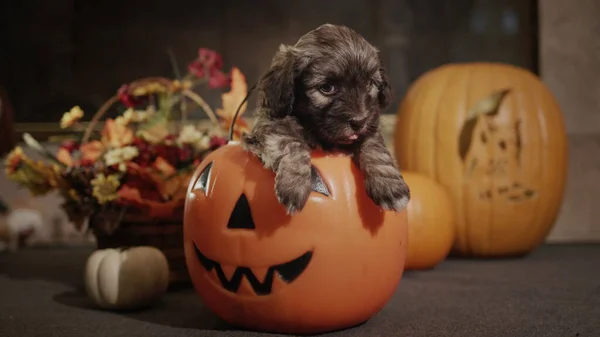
[275,168,312,215]
[365,171,410,212]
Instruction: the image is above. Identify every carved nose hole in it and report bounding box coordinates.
[227,194,255,230]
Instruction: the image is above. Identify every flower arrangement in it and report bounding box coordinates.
[4,48,250,235]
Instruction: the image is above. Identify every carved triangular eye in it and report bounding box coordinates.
[192,161,213,194]
[311,166,330,197]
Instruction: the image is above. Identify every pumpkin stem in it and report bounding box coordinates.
[229,82,257,142]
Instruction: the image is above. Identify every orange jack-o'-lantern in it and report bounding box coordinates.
[183,142,408,334]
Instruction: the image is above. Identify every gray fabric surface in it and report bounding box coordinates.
[0,244,599,337]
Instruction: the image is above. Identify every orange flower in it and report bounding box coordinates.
[101,118,134,148]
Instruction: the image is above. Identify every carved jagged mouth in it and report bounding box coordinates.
[193,243,313,296]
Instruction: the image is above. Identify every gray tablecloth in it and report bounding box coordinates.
[1,244,599,337]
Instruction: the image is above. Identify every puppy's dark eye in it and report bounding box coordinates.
[318,83,336,95]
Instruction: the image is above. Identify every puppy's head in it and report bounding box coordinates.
[258,24,393,146]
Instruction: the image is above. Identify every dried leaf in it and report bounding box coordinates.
[56,148,73,166]
[79,141,105,162]
[153,172,192,201]
[216,67,248,122]
[152,156,176,176]
[101,119,134,148]
[117,185,144,205]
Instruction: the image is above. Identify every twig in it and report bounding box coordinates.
[182,89,219,126]
[229,82,257,141]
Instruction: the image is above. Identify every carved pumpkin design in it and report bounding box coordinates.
[458,89,535,202]
[183,142,407,334]
[394,62,568,257]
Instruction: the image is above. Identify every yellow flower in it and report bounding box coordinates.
[132,82,168,96]
[177,125,203,146]
[91,173,120,204]
[136,122,170,144]
[115,115,130,126]
[123,107,153,123]
[4,154,65,197]
[172,79,193,91]
[67,189,81,203]
[198,135,211,150]
[104,146,139,172]
[60,106,84,129]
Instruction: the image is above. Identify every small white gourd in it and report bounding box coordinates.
[84,246,169,310]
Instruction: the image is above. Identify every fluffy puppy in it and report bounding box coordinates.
[242,23,410,214]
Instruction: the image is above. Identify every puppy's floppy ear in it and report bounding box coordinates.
[377,67,394,110]
[258,44,303,118]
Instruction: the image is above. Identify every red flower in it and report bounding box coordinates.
[188,60,205,78]
[178,145,193,162]
[80,158,96,167]
[117,84,143,108]
[208,69,230,89]
[187,48,230,89]
[119,175,163,202]
[60,140,80,153]
[198,48,223,70]
[209,136,228,150]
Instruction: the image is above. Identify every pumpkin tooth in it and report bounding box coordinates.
[249,266,269,284]
[236,277,257,297]
[207,267,220,285]
[220,264,237,282]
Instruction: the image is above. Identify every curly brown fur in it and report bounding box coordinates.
[243,24,410,214]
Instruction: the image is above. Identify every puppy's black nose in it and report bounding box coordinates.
[348,117,367,131]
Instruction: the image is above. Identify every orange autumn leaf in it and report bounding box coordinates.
[154,173,192,201]
[152,156,176,176]
[116,184,144,205]
[216,67,250,139]
[79,141,104,162]
[101,118,134,148]
[56,148,73,166]
[117,182,185,218]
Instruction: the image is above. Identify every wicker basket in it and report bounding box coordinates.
[91,207,191,287]
[79,77,217,289]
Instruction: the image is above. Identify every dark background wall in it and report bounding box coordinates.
[0,0,537,125]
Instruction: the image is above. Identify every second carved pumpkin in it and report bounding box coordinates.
[394,62,568,257]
